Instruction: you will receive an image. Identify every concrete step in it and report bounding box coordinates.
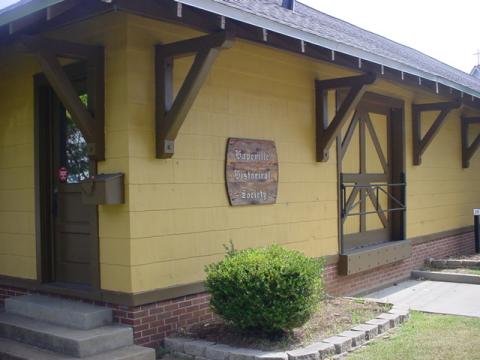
[0,337,155,360]
[412,270,480,285]
[0,313,133,358]
[5,295,112,330]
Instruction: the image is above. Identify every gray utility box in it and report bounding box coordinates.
[81,173,125,205]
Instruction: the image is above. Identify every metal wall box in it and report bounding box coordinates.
[81,173,125,205]
[338,240,411,276]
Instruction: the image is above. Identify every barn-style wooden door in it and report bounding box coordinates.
[338,93,406,251]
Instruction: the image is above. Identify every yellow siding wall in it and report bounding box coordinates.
[1,11,480,294]
[406,105,480,237]
[0,52,38,279]
[124,16,345,293]
[122,15,480,293]
[0,13,134,287]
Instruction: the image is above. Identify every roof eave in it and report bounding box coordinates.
[1,0,478,99]
[0,0,65,27]
[178,0,480,99]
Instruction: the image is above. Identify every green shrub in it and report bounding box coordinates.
[205,245,324,336]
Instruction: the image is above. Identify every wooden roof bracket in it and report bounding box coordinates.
[461,116,480,168]
[314,72,377,162]
[17,35,105,160]
[412,100,461,165]
[155,31,234,159]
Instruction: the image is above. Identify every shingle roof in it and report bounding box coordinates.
[2,0,480,97]
[0,0,63,25]
[0,0,29,15]
[212,0,480,94]
[471,66,480,79]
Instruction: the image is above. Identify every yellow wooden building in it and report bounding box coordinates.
[0,0,479,348]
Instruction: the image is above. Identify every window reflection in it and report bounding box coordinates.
[63,94,90,184]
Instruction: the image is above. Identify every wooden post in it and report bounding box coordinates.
[461,117,480,168]
[315,73,376,162]
[18,35,105,160]
[155,31,234,158]
[411,100,461,165]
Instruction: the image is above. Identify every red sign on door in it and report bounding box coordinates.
[58,167,68,183]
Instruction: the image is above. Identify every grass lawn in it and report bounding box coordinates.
[348,311,480,360]
[469,268,480,275]
[433,268,480,275]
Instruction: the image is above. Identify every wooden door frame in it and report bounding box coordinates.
[34,61,100,290]
[336,91,406,253]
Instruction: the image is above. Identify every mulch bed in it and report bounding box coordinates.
[178,297,390,351]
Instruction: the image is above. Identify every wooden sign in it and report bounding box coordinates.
[226,138,279,206]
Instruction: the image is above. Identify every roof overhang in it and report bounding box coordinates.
[0,0,64,26]
[177,0,480,100]
[1,0,479,102]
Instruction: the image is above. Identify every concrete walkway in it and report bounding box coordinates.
[365,279,480,318]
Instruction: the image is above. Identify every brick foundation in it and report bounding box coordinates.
[0,285,29,303]
[325,231,475,296]
[0,230,475,348]
[114,293,215,347]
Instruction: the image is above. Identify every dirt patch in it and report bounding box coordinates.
[178,297,390,351]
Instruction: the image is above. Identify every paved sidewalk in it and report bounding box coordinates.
[365,279,480,318]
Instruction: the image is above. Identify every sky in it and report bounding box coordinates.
[300,0,480,74]
[0,0,479,74]
[0,0,16,10]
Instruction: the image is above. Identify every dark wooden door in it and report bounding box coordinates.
[54,184,97,285]
[49,92,99,287]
